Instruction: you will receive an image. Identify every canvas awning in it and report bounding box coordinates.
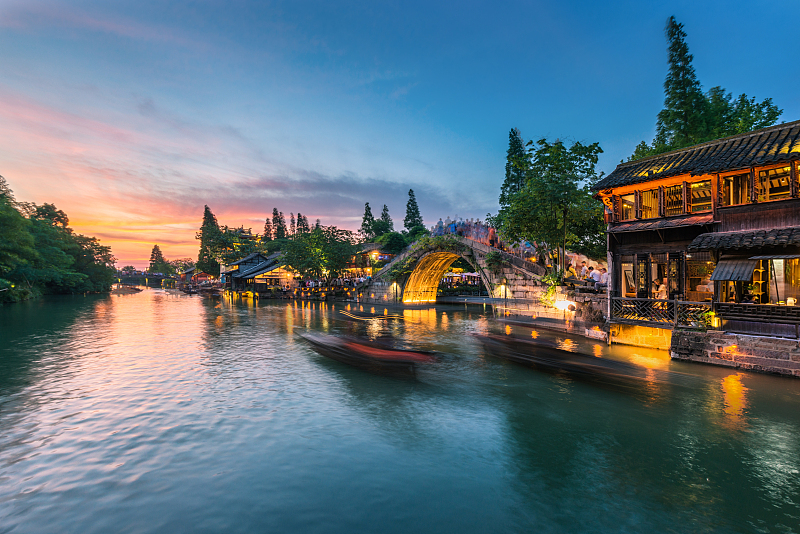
[749,255,800,260]
[710,259,758,281]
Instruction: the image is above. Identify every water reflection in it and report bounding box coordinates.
[2,294,800,532]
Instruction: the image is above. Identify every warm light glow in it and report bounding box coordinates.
[505,324,511,335]
[553,300,576,311]
[721,373,749,429]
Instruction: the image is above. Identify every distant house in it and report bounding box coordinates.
[180,266,211,284]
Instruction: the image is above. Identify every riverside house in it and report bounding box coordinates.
[593,121,800,375]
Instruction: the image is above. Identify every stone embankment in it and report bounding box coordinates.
[671,331,800,377]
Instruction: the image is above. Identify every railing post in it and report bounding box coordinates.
[674,298,679,328]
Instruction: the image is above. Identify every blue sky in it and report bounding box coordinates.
[1,0,798,265]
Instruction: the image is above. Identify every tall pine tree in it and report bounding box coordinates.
[196,205,221,277]
[148,244,170,273]
[500,128,528,206]
[654,16,707,149]
[403,189,423,231]
[289,213,296,237]
[630,16,782,161]
[360,202,375,240]
[263,216,273,241]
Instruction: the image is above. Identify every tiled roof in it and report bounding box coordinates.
[593,120,800,191]
[688,226,800,251]
[609,213,713,233]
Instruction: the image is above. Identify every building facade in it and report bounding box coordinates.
[593,120,800,343]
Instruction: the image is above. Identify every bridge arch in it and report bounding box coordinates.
[401,250,492,304]
[369,235,543,304]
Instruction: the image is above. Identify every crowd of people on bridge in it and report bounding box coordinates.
[297,276,370,290]
[430,216,539,263]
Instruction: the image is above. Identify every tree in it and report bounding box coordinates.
[630,17,782,161]
[282,225,357,282]
[0,196,36,281]
[372,204,393,237]
[263,216,273,242]
[490,138,604,273]
[655,16,707,149]
[273,209,287,240]
[169,258,194,273]
[121,265,136,274]
[289,213,296,237]
[296,212,309,234]
[196,205,221,277]
[403,189,423,231]
[500,128,528,206]
[376,231,407,255]
[148,245,170,274]
[360,202,375,240]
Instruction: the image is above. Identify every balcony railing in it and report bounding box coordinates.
[611,297,712,329]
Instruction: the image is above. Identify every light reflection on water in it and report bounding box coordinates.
[1,290,800,533]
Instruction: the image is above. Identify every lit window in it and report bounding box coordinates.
[722,173,749,206]
[758,166,791,202]
[664,185,683,216]
[640,189,659,219]
[690,181,712,213]
[620,194,635,220]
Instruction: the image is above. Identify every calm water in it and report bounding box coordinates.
[2,291,800,533]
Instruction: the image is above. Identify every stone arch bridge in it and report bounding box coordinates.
[361,235,545,304]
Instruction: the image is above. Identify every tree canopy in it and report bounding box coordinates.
[403,189,423,231]
[196,205,221,277]
[148,245,170,273]
[631,16,782,161]
[1,187,116,302]
[282,225,357,281]
[490,136,605,270]
[360,202,376,240]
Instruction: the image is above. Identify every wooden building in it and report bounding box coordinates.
[593,120,800,337]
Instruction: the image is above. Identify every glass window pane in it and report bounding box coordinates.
[722,173,749,206]
[690,181,712,212]
[758,166,791,202]
[640,189,658,218]
[665,185,683,216]
[620,194,635,220]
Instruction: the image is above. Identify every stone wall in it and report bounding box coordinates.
[670,330,800,377]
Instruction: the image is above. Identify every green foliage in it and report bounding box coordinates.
[381,235,471,281]
[121,265,136,274]
[405,224,429,243]
[539,270,563,307]
[484,250,508,273]
[490,137,605,268]
[371,204,394,237]
[376,232,407,255]
[360,202,376,240]
[1,196,116,300]
[196,205,221,277]
[403,189,423,231]
[273,208,287,240]
[630,16,782,161]
[148,244,171,274]
[263,216,273,242]
[282,226,357,281]
[500,128,528,206]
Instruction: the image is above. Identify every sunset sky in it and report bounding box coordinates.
[1,0,798,268]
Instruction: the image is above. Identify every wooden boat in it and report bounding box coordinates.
[474,334,656,387]
[299,332,435,374]
[338,310,404,321]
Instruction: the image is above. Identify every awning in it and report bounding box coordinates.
[710,259,758,281]
[234,261,279,279]
[609,213,713,233]
[749,255,800,260]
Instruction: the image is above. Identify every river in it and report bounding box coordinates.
[1,290,799,533]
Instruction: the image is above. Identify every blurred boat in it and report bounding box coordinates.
[299,332,435,375]
[338,310,404,321]
[474,333,658,388]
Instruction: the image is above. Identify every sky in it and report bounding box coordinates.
[1,0,798,268]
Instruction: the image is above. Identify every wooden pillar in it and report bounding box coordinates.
[634,190,641,219]
[682,181,689,214]
[750,166,757,203]
[792,161,798,198]
[658,186,665,217]
[713,174,720,220]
